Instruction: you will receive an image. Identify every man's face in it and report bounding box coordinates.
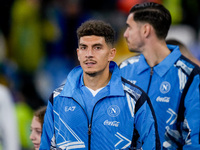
[77,35,116,76]
[124,13,144,52]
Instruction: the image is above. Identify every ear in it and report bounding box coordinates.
[108,48,116,61]
[77,48,80,61]
[142,23,151,38]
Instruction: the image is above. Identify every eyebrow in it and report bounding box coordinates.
[93,43,103,47]
[79,43,87,47]
[79,43,103,47]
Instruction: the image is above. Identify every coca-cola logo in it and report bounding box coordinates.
[156,96,170,103]
[104,120,120,127]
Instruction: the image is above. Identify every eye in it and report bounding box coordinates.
[36,130,42,135]
[94,46,102,50]
[79,46,87,50]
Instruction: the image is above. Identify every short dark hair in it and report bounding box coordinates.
[130,2,171,39]
[77,20,115,46]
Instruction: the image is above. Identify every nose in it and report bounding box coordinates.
[124,29,128,38]
[30,131,35,140]
[86,48,94,57]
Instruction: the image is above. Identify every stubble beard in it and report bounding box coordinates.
[85,71,97,77]
[129,47,140,53]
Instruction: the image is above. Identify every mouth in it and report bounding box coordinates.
[84,61,96,67]
[126,39,130,44]
[126,39,131,45]
[33,143,40,148]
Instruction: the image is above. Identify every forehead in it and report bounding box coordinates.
[126,13,135,24]
[31,116,41,128]
[79,35,106,45]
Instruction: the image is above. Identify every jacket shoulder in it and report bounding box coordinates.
[49,83,65,105]
[119,55,140,69]
[175,55,200,76]
[121,77,151,113]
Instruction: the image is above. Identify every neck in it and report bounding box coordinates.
[142,40,171,67]
[83,71,111,91]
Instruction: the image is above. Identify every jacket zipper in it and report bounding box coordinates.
[88,124,92,150]
[147,67,153,94]
[87,97,105,150]
[72,98,91,149]
[72,97,105,150]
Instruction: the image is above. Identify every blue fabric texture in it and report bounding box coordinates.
[40,61,160,150]
[120,45,200,149]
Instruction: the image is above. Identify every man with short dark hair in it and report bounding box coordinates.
[39,20,160,150]
[120,2,200,149]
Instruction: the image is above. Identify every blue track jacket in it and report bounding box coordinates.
[40,61,160,150]
[119,45,200,149]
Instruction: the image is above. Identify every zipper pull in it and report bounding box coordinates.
[88,124,92,135]
[150,67,153,75]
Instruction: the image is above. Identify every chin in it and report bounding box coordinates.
[33,145,40,150]
[129,48,140,53]
[85,71,97,77]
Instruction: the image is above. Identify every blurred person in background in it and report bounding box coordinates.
[30,106,46,150]
[166,39,200,66]
[0,84,20,150]
[9,0,45,110]
[34,0,91,102]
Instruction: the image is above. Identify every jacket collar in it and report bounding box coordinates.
[137,45,181,77]
[60,61,124,99]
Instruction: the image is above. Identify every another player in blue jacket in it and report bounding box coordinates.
[40,20,160,149]
[120,2,200,149]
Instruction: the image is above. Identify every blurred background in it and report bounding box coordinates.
[0,0,199,149]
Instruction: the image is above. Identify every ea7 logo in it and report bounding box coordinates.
[160,81,171,94]
[65,106,76,112]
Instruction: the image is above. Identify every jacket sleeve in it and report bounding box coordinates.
[183,74,200,149]
[134,92,161,150]
[164,70,200,149]
[40,97,55,150]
